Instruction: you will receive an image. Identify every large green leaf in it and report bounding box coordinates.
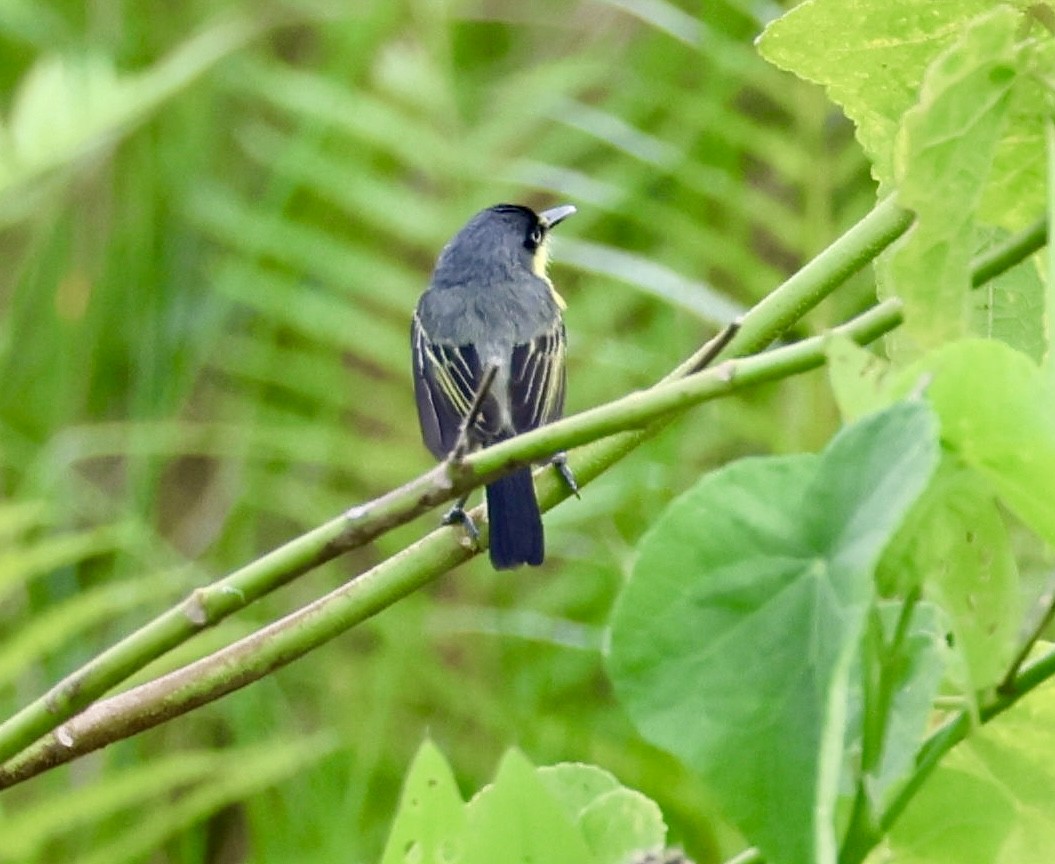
[758,0,996,187]
[826,338,1021,691]
[607,401,940,864]
[876,459,1019,691]
[881,8,1019,355]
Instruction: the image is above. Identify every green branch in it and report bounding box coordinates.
[720,195,912,359]
[0,301,906,788]
[0,196,916,770]
[969,216,1047,288]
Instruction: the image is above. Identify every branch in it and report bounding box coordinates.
[718,195,912,359]
[0,196,917,769]
[0,301,906,787]
[970,216,1047,288]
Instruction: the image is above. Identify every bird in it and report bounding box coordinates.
[411,202,577,569]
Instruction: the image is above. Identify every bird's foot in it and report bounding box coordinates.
[442,503,480,548]
[551,452,580,498]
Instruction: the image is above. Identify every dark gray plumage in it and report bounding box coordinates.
[411,203,574,569]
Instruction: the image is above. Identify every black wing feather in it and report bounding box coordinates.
[412,312,484,459]
[510,321,567,433]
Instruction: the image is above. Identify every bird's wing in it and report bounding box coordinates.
[412,310,483,459]
[510,319,567,433]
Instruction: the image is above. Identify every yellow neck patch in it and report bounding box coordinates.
[532,238,566,310]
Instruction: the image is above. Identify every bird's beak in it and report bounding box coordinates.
[539,204,577,228]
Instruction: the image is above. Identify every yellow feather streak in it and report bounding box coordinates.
[532,238,566,310]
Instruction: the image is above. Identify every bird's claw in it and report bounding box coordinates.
[442,503,480,548]
[551,452,580,498]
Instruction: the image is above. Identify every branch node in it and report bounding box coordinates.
[714,361,736,383]
[343,503,370,523]
[183,590,209,627]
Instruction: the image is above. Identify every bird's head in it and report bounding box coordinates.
[431,203,576,298]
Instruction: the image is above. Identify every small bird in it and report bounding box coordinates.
[411,203,577,569]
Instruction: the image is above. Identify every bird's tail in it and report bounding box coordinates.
[485,467,544,569]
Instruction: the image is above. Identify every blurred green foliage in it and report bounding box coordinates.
[0,0,875,860]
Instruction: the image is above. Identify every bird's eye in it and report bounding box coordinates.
[528,225,545,247]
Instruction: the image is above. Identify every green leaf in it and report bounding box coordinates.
[761,4,1055,235]
[758,0,996,187]
[381,749,668,864]
[909,339,1055,548]
[860,600,949,813]
[882,8,1019,356]
[824,332,893,423]
[607,401,940,864]
[978,37,1055,231]
[464,749,597,864]
[877,459,1019,690]
[890,766,1016,864]
[828,341,1021,694]
[970,241,1045,363]
[539,763,666,864]
[381,739,467,864]
[888,678,1055,863]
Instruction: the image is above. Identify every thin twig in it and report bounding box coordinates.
[682,317,742,376]
[997,576,1055,694]
[970,217,1047,288]
[450,364,498,463]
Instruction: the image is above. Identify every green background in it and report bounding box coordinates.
[0,0,880,860]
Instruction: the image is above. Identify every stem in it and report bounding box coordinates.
[880,644,1055,834]
[840,591,920,864]
[1045,116,1055,384]
[997,579,1055,694]
[0,303,905,788]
